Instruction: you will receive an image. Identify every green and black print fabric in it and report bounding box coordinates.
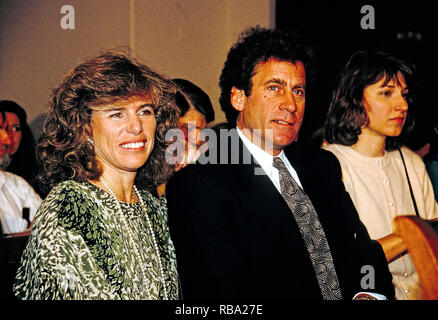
[13,180,180,300]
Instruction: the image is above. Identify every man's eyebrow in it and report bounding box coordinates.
[265,78,286,86]
[265,78,306,88]
[293,83,306,89]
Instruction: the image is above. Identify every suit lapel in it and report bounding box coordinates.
[227,131,289,213]
[228,131,311,223]
[233,134,315,252]
[284,143,323,208]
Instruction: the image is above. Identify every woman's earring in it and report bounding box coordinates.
[88,138,94,145]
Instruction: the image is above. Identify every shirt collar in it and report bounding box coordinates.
[236,126,287,176]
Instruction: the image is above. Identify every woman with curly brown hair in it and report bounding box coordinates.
[13,50,181,300]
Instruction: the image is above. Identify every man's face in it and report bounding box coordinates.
[233,58,306,155]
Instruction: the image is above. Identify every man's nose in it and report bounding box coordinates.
[282,91,297,113]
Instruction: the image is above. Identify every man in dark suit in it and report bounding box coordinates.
[166,27,394,300]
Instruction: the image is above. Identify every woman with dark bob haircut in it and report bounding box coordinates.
[13,50,181,300]
[173,78,215,124]
[323,50,438,300]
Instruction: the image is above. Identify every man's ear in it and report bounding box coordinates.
[230,87,246,112]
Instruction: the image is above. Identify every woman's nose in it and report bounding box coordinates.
[127,115,143,134]
[0,127,12,145]
[395,95,408,112]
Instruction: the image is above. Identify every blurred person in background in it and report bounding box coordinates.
[0,111,41,235]
[0,101,44,198]
[156,78,215,198]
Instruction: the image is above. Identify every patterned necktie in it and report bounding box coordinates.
[273,157,343,300]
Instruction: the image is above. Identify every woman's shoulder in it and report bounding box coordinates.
[321,144,358,166]
[49,179,91,194]
[137,187,167,211]
[396,146,426,167]
[399,145,421,158]
[323,143,350,156]
[44,180,102,204]
[37,180,100,225]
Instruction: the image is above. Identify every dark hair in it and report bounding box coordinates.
[219,26,313,127]
[37,50,179,192]
[0,100,41,194]
[173,78,215,123]
[324,50,415,151]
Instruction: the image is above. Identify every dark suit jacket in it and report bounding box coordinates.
[166,130,395,300]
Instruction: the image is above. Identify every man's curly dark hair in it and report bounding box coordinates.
[37,50,179,193]
[219,26,314,127]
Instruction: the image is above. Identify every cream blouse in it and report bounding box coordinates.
[324,144,438,300]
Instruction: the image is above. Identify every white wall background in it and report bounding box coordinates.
[0,0,275,137]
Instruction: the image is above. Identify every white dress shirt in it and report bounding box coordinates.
[236,127,303,191]
[0,170,42,234]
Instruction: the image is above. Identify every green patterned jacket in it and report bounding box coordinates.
[13,180,180,300]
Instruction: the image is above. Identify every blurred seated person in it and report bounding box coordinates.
[0,101,44,198]
[0,112,41,235]
[209,121,231,131]
[173,78,215,167]
[156,78,215,197]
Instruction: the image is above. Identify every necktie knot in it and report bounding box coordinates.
[273,156,287,173]
[273,157,297,192]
